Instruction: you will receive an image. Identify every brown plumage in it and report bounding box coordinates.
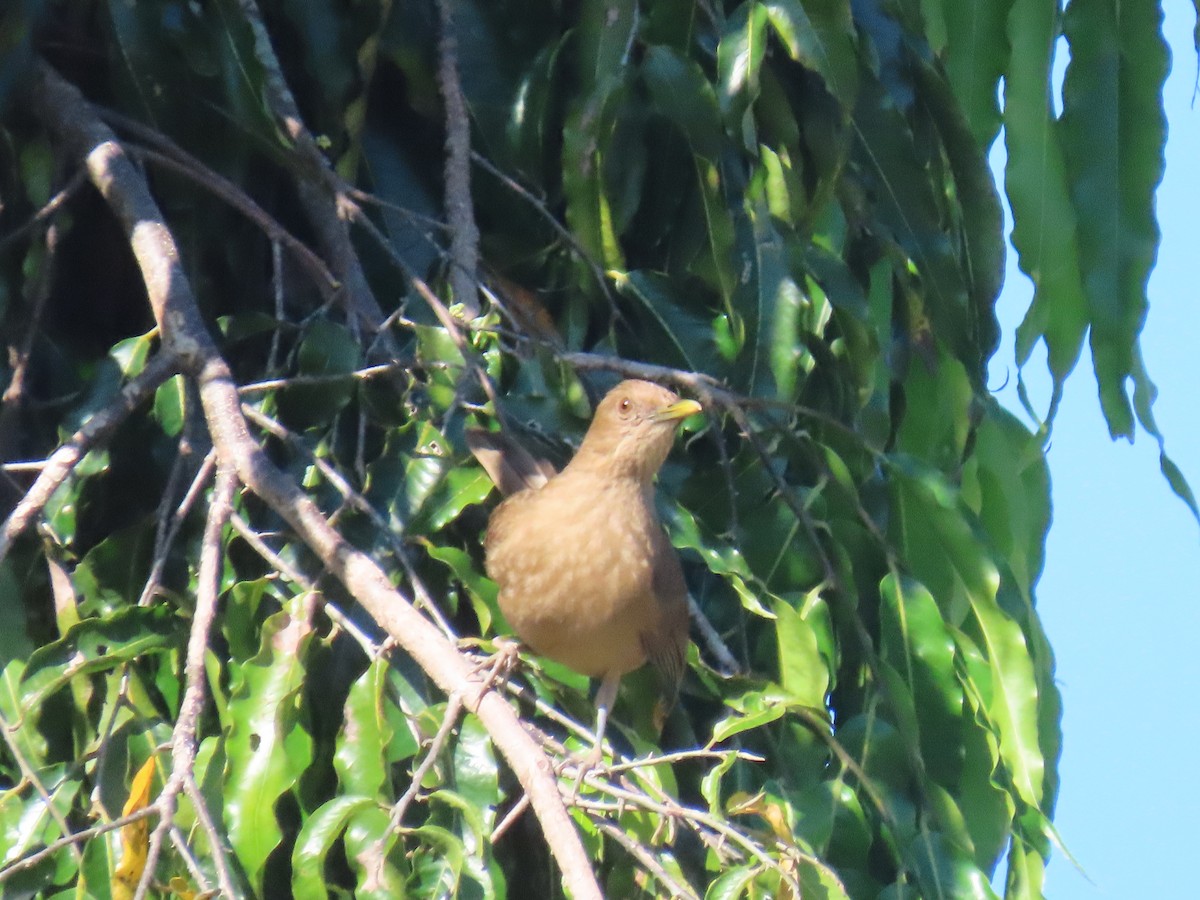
[467,379,700,755]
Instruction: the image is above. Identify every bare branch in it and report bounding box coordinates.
[239,403,456,638]
[380,693,464,841]
[184,772,240,897]
[237,362,409,395]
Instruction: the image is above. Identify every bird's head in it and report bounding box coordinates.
[570,379,701,481]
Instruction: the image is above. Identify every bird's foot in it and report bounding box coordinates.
[558,742,607,801]
[465,636,522,693]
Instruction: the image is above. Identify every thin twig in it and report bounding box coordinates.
[237,362,409,395]
[687,594,743,677]
[138,448,217,607]
[134,464,237,900]
[234,0,390,338]
[1,220,58,421]
[123,143,338,298]
[0,350,179,563]
[0,715,84,868]
[489,792,531,843]
[0,461,48,473]
[183,774,239,897]
[0,807,157,882]
[0,167,86,253]
[268,238,284,373]
[228,511,384,660]
[470,152,618,312]
[169,825,211,893]
[595,820,700,900]
[392,693,464,829]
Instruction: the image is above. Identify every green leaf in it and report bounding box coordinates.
[424,543,501,636]
[879,574,964,788]
[21,605,181,710]
[772,595,829,707]
[763,0,859,108]
[562,76,629,272]
[345,804,407,897]
[901,830,999,900]
[0,562,33,665]
[1061,0,1167,439]
[709,687,791,744]
[641,45,724,159]
[1004,0,1088,415]
[890,467,1046,812]
[717,2,770,144]
[577,0,638,89]
[614,270,724,376]
[704,863,759,900]
[335,660,393,799]
[276,319,362,427]
[292,795,378,900]
[941,0,1013,148]
[895,346,973,471]
[225,602,315,893]
[451,715,498,819]
[152,374,185,437]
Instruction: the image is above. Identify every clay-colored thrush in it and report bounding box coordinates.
[468,380,700,757]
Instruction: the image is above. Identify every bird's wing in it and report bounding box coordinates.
[641,531,690,707]
[465,428,557,496]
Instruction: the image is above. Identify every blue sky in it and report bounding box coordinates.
[987,6,1200,896]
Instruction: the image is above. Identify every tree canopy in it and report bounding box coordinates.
[0,1,1184,898]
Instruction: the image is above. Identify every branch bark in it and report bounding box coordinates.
[436,0,481,318]
[31,60,602,900]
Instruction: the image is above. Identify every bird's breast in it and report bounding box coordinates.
[484,475,664,677]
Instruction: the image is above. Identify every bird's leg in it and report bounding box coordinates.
[563,670,621,797]
[590,669,621,761]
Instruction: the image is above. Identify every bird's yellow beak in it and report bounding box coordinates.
[651,398,702,422]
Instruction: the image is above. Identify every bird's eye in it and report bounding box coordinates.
[618,398,632,417]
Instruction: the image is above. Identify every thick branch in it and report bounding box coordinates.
[31,60,601,900]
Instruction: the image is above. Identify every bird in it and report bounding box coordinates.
[466,379,701,764]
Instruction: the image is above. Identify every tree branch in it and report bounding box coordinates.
[436,0,480,318]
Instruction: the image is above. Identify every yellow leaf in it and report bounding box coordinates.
[112,756,158,898]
